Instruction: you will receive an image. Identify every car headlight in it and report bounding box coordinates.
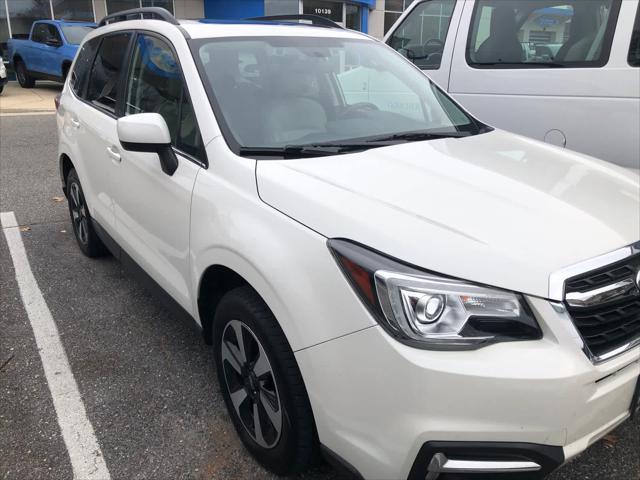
[328,239,541,350]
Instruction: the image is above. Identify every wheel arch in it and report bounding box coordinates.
[59,153,75,197]
[12,54,23,66]
[197,264,250,345]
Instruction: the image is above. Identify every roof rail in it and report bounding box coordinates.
[247,14,344,29]
[98,7,179,27]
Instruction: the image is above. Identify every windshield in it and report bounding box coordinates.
[61,26,94,45]
[192,36,485,157]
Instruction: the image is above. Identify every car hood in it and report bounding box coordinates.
[256,130,640,299]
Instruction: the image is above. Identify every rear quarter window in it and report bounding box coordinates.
[630,4,640,67]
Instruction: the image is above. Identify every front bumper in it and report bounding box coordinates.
[295,297,639,480]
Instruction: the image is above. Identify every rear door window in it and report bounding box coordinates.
[387,0,457,69]
[86,33,132,114]
[467,0,622,68]
[70,37,100,98]
[125,34,205,161]
[630,4,640,67]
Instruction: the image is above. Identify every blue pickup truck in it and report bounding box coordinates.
[7,20,95,88]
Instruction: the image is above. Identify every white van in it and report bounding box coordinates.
[384,0,640,169]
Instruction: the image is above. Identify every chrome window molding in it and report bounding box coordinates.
[548,241,640,301]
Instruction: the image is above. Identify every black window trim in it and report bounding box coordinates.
[71,36,102,100]
[465,0,623,70]
[629,3,640,67]
[76,31,135,119]
[122,29,208,168]
[385,0,460,71]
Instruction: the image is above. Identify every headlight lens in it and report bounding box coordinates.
[329,239,541,350]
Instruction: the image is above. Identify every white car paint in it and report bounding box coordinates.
[57,17,640,480]
[257,129,639,300]
[384,0,640,170]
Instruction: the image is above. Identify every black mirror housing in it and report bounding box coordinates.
[119,141,179,176]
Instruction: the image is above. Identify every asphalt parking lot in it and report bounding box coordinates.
[1,106,639,480]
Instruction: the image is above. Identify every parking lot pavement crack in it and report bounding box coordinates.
[0,354,14,372]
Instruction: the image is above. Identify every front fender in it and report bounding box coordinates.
[190,140,375,351]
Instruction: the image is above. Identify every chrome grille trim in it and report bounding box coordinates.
[565,279,638,308]
[548,241,640,364]
[548,241,640,301]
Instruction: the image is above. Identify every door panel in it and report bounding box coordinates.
[72,101,118,231]
[113,152,200,310]
[114,32,206,312]
[448,0,640,168]
[450,0,634,97]
[73,32,133,235]
[452,93,640,168]
[27,23,48,73]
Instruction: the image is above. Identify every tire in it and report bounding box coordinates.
[66,169,108,258]
[0,85,3,94]
[213,286,318,475]
[15,61,35,88]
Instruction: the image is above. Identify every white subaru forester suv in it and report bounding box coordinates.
[56,7,639,480]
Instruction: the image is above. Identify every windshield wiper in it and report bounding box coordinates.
[238,132,473,158]
[364,131,473,143]
[238,143,377,158]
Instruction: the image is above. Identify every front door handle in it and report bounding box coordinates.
[107,145,121,163]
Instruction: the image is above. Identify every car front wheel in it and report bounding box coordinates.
[213,286,318,475]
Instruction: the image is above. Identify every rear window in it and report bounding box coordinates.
[630,5,640,67]
[467,0,622,69]
[62,26,95,45]
[86,33,131,114]
[71,37,100,98]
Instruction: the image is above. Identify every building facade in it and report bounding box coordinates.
[1,0,415,57]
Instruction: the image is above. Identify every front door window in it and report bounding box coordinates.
[387,0,457,70]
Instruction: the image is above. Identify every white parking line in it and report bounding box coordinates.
[1,211,111,480]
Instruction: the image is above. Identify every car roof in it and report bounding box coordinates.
[88,17,370,41]
[40,19,97,26]
[180,19,368,40]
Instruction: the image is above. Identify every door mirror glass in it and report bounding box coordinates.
[117,113,178,176]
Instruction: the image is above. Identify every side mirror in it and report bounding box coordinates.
[45,37,62,47]
[117,113,178,176]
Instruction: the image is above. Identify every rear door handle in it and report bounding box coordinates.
[107,145,121,163]
[69,117,81,128]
